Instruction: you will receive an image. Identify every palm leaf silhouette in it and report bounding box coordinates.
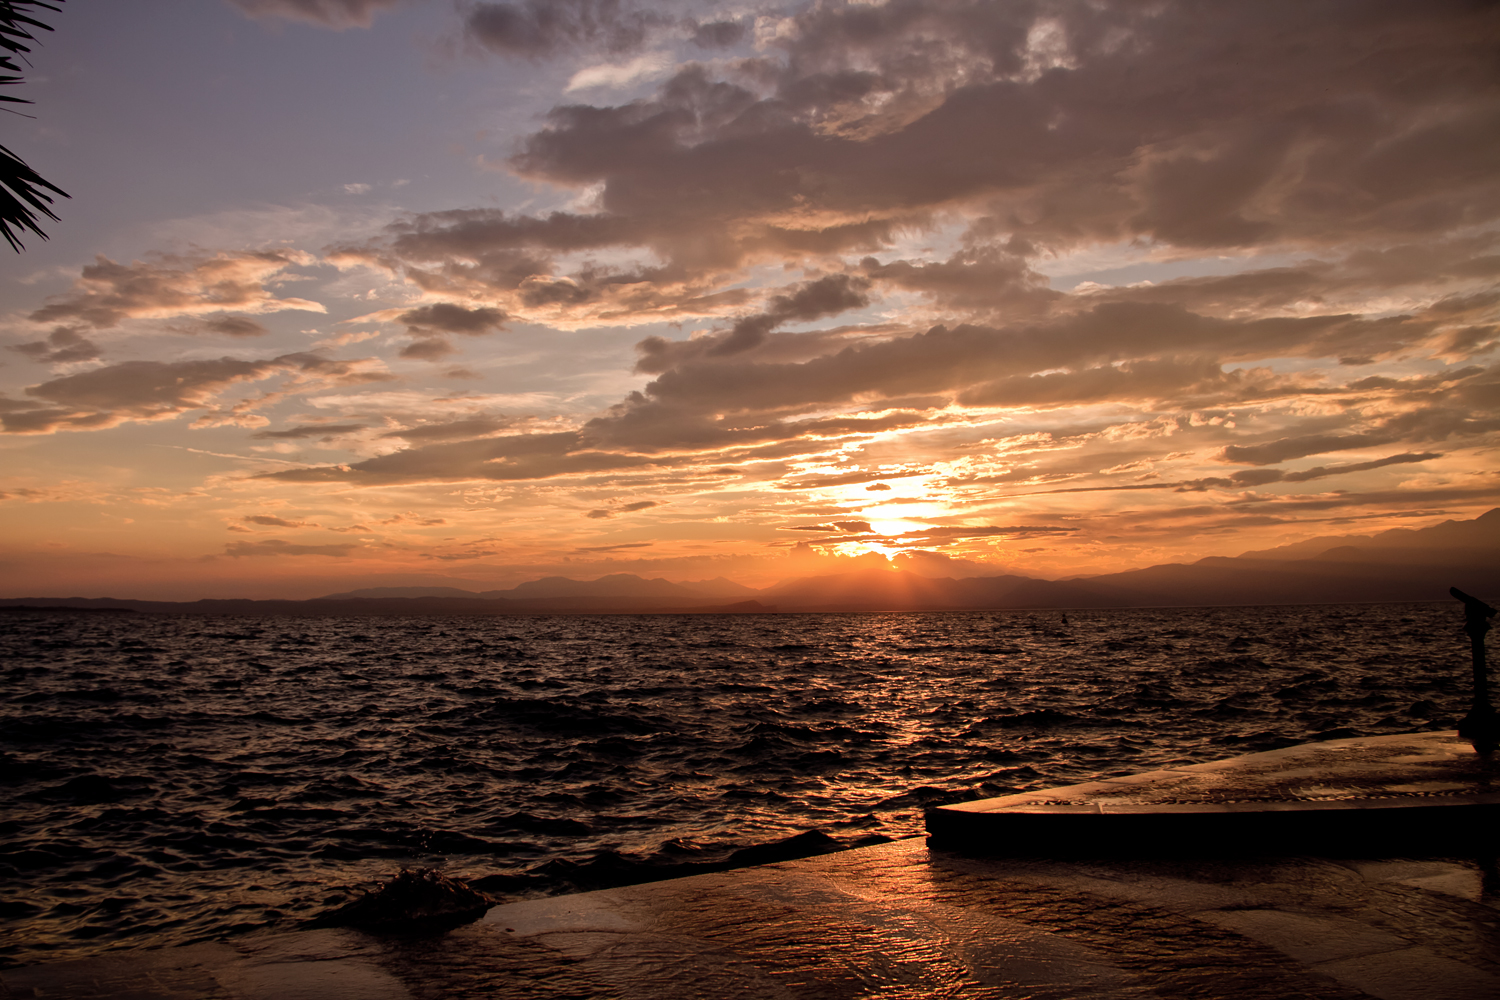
[1,0,67,251]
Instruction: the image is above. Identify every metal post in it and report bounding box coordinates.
[1451,586,1498,754]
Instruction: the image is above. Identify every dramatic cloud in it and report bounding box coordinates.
[1002,452,1448,497]
[5,1,1497,594]
[195,316,271,338]
[258,342,1497,503]
[465,0,663,58]
[399,303,509,335]
[689,19,743,49]
[395,302,510,360]
[315,0,1500,444]
[587,499,662,518]
[635,273,873,372]
[29,252,324,330]
[789,520,873,533]
[1220,434,1396,467]
[399,337,458,360]
[243,514,317,527]
[10,327,101,364]
[1,353,392,434]
[251,422,368,440]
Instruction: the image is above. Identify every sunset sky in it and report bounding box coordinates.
[2,0,1497,600]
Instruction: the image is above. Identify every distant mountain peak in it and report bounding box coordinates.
[1235,507,1500,562]
[495,574,699,599]
[319,586,481,600]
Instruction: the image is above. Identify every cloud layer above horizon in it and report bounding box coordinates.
[2,0,1497,598]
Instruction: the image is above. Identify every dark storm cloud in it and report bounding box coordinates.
[27,358,289,415]
[252,423,368,440]
[997,451,1444,499]
[634,274,873,372]
[243,514,316,527]
[712,274,872,356]
[503,0,1499,255]
[1345,367,1487,393]
[261,406,919,485]
[399,337,458,360]
[582,501,660,518]
[956,358,1298,410]
[465,0,663,58]
[0,353,392,434]
[1065,237,1500,333]
[398,303,509,335]
[258,2,1499,497]
[226,0,402,29]
[862,246,1059,320]
[690,19,744,49]
[1276,453,1442,483]
[255,312,1497,489]
[1183,452,1444,490]
[29,252,323,330]
[393,303,509,361]
[787,520,873,533]
[1218,484,1500,516]
[337,0,1499,365]
[263,429,661,484]
[1220,433,1397,466]
[10,327,101,364]
[197,316,270,338]
[630,306,1416,418]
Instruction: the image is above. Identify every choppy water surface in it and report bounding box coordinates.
[0,603,1470,967]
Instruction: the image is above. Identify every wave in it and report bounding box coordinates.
[0,602,1467,967]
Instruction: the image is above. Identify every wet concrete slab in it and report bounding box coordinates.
[6,732,1500,999]
[927,731,1500,854]
[0,930,411,1000]
[11,840,1498,999]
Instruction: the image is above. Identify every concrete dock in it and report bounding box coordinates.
[6,732,1499,999]
[928,731,1500,854]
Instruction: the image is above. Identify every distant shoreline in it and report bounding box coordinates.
[4,509,1493,616]
[0,596,1456,617]
[0,605,140,615]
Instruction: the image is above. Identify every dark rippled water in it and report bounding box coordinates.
[0,603,1470,967]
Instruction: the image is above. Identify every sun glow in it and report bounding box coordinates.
[867,517,926,536]
[861,501,952,523]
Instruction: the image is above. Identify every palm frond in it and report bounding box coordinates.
[0,141,64,249]
[0,1,65,250]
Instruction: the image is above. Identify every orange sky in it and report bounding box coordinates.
[2,1,1498,600]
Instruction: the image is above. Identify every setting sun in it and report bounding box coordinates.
[3,4,1499,988]
[0,0,1493,602]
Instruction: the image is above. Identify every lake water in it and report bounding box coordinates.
[0,603,1469,967]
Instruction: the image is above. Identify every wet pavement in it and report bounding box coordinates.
[928,731,1500,854]
[6,733,1500,999]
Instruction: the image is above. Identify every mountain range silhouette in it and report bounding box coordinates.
[5,510,1496,615]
